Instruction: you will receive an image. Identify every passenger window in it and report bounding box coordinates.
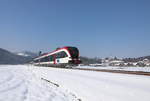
[55,51,68,58]
[49,55,54,61]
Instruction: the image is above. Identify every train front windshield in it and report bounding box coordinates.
[67,47,79,59]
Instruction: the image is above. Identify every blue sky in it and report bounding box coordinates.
[0,0,150,58]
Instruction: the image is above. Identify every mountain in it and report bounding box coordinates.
[0,48,32,64]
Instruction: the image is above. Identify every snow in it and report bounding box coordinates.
[76,65,150,72]
[17,53,29,57]
[0,65,150,101]
[31,65,150,101]
[0,65,79,101]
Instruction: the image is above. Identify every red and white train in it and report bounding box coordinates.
[33,46,81,67]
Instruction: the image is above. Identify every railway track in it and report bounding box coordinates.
[41,66,150,76]
[35,65,150,76]
[73,68,150,76]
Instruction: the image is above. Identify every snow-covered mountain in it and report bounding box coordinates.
[17,52,30,57]
[15,51,38,58]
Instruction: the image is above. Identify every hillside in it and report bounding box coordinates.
[0,48,32,64]
[123,56,150,62]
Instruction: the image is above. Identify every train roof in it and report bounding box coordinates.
[34,46,77,60]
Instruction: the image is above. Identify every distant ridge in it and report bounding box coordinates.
[80,55,150,65]
[0,48,32,64]
[123,56,150,62]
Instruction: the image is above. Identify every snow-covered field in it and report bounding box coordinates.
[32,65,150,101]
[76,65,150,72]
[0,65,150,101]
[0,65,79,101]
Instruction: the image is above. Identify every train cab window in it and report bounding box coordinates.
[56,51,68,58]
[67,47,79,59]
[61,51,68,58]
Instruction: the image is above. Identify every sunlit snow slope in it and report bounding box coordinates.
[32,66,150,101]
